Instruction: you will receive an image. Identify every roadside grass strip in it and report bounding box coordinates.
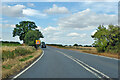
[11,50,44,80]
[19,56,34,62]
[56,50,112,80]
[2,47,42,79]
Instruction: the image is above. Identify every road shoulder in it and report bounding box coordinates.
[2,48,44,80]
[49,46,119,60]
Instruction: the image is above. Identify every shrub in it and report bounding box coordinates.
[92,25,120,53]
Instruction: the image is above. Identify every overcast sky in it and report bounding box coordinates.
[0,1,118,45]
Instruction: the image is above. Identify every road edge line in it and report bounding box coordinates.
[56,50,111,79]
[11,50,44,80]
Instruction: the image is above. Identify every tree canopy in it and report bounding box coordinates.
[24,30,44,46]
[73,44,79,46]
[13,21,38,43]
[92,25,120,53]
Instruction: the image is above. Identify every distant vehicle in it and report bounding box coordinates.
[41,42,46,48]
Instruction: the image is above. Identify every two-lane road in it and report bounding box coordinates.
[14,46,119,80]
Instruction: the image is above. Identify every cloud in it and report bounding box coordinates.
[44,26,59,31]
[36,26,42,30]
[1,24,21,42]
[85,2,118,14]
[37,26,90,45]
[58,8,117,30]
[23,8,47,17]
[67,32,86,37]
[0,18,8,23]
[67,33,80,37]
[44,4,70,14]
[2,24,16,28]
[91,30,97,36]
[1,5,46,18]
[74,26,96,31]
[27,3,35,7]
[2,0,119,2]
[2,5,25,17]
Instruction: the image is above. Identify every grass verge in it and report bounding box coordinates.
[49,46,119,59]
[2,46,42,79]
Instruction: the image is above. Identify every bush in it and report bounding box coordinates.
[92,25,120,53]
[73,44,79,46]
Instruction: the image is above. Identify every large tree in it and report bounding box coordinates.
[13,21,37,43]
[24,30,44,49]
[92,25,120,53]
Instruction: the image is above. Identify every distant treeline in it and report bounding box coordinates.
[47,44,63,47]
[1,41,21,46]
[1,41,20,44]
[47,44,93,47]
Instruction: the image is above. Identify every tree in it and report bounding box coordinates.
[13,21,37,43]
[24,30,44,49]
[92,24,120,53]
[105,25,120,53]
[92,25,108,52]
[79,45,82,46]
[73,44,79,46]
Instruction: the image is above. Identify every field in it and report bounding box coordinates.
[49,45,119,59]
[2,45,42,79]
[1,41,21,46]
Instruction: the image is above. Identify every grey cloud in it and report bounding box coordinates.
[2,5,25,17]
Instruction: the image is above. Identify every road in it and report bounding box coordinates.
[14,46,119,80]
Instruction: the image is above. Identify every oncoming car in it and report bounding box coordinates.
[41,42,46,48]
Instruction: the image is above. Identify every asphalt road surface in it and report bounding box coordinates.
[14,46,119,80]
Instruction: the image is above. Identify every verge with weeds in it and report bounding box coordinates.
[50,45,119,59]
[2,46,42,79]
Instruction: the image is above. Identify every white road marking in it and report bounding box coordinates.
[50,46,119,60]
[75,58,110,78]
[56,50,111,80]
[11,50,44,80]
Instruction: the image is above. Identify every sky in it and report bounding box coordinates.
[0,1,118,45]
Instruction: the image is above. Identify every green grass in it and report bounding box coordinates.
[19,56,34,62]
[1,41,21,46]
[2,65,12,69]
[2,43,21,46]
